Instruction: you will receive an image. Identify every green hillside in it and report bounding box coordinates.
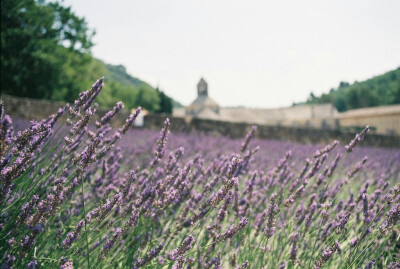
[105,64,146,88]
[102,63,183,110]
[306,67,400,111]
[104,64,183,109]
[94,61,179,113]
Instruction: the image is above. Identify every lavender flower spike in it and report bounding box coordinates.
[132,243,164,268]
[62,220,85,249]
[235,260,250,269]
[314,140,339,158]
[345,125,369,152]
[217,217,248,241]
[99,227,123,260]
[119,106,142,135]
[151,118,171,167]
[168,234,195,261]
[96,101,124,128]
[289,232,300,264]
[241,125,257,152]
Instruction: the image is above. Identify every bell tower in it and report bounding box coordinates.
[197,78,208,96]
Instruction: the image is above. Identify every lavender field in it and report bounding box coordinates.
[1,78,399,269]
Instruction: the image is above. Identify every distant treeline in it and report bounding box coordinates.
[1,0,178,113]
[305,67,400,112]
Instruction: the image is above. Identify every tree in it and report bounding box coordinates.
[393,86,400,104]
[307,92,316,102]
[346,88,360,109]
[305,68,400,111]
[135,85,160,112]
[156,88,173,114]
[335,96,347,112]
[1,0,98,101]
[338,81,350,89]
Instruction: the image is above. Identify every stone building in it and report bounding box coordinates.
[174,78,400,134]
[174,78,340,129]
[185,78,220,119]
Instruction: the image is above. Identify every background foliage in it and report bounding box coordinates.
[1,0,177,113]
[305,68,400,112]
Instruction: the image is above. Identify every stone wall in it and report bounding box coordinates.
[143,113,399,148]
[2,95,399,148]
[2,95,66,120]
[1,94,129,128]
[175,104,340,130]
[338,105,400,135]
[175,104,400,135]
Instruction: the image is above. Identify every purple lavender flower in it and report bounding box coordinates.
[217,218,248,241]
[168,234,194,261]
[327,154,341,177]
[379,203,400,234]
[315,245,337,268]
[348,156,368,178]
[289,232,300,263]
[334,241,341,254]
[132,243,164,268]
[241,125,257,152]
[204,251,222,269]
[27,260,38,269]
[1,254,15,269]
[235,260,250,269]
[62,220,85,249]
[345,125,369,152]
[208,176,239,208]
[99,227,123,260]
[60,257,73,269]
[119,107,142,135]
[314,140,339,158]
[264,193,278,238]
[96,101,124,128]
[364,258,375,269]
[335,211,351,234]
[350,236,359,247]
[277,262,287,269]
[151,118,170,167]
[362,193,371,223]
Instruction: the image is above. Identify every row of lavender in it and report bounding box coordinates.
[1,78,399,268]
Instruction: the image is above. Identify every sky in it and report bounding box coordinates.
[64,0,400,108]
